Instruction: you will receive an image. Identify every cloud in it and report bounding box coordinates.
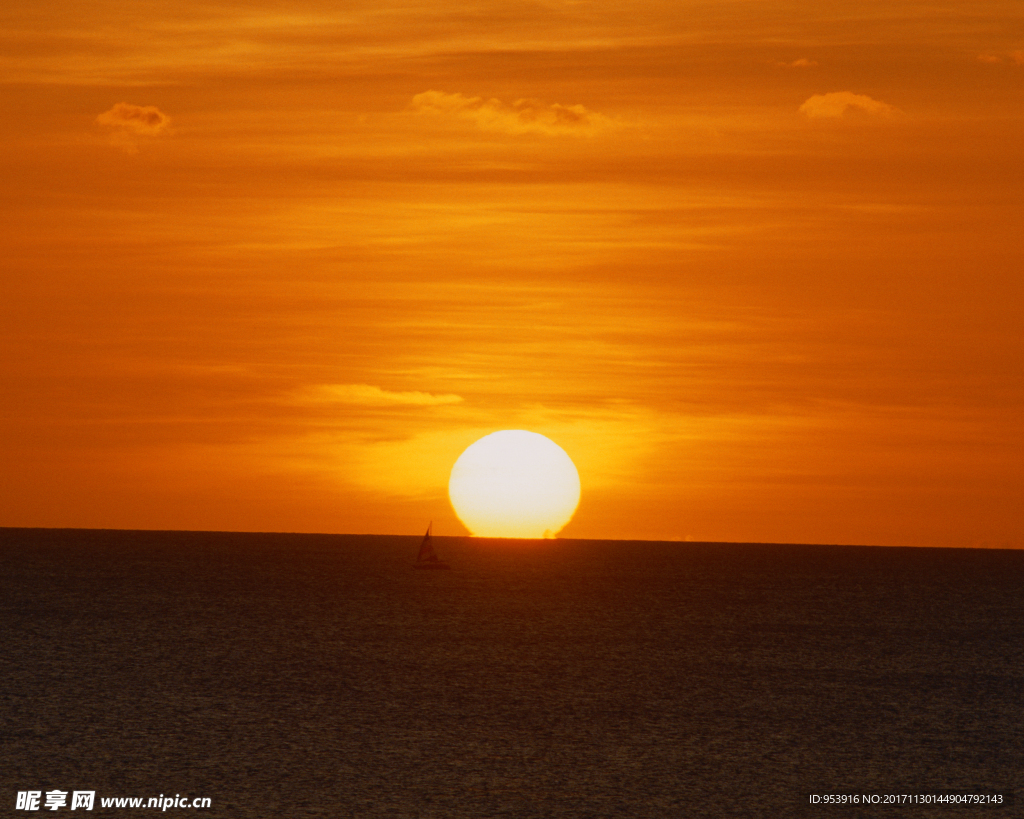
[411,90,612,136]
[977,51,1024,65]
[96,103,170,135]
[299,384,464,407]
[798,92,898,119]
[777,58,818,68]
[96,103,170,153]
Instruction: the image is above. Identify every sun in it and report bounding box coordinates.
[448,430,581,538]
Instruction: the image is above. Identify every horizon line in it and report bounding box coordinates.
[1,525,1019,551]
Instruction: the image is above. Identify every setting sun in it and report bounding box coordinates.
[448,430,581,538]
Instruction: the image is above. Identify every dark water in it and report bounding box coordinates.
[2,528,1021,817]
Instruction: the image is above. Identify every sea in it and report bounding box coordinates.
[2,528,1021,818]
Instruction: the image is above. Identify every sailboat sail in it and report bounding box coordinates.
[415,523,450,569]
[417,524,436,561]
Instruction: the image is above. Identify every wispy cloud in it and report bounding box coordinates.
[776,58,818,68]
[96,102,170,152]
[298,384,464,407]
[977,50,1024,65]
[411,90,612,136]
[798,91,898,119]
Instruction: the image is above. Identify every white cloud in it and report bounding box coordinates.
[96,103,170,135]
[299,384,464,406]
[411,90,612,136]
[96,102,170,153]
[799,91,898,119]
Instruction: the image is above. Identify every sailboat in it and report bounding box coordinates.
[414,522,450,570]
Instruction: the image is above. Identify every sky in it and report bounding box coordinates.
[2,0,1021,547]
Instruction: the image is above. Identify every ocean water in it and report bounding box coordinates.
[1,528,1021,817]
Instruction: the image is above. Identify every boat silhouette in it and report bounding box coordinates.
[414,523,450,569]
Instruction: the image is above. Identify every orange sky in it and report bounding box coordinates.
[2,1,1021,547]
